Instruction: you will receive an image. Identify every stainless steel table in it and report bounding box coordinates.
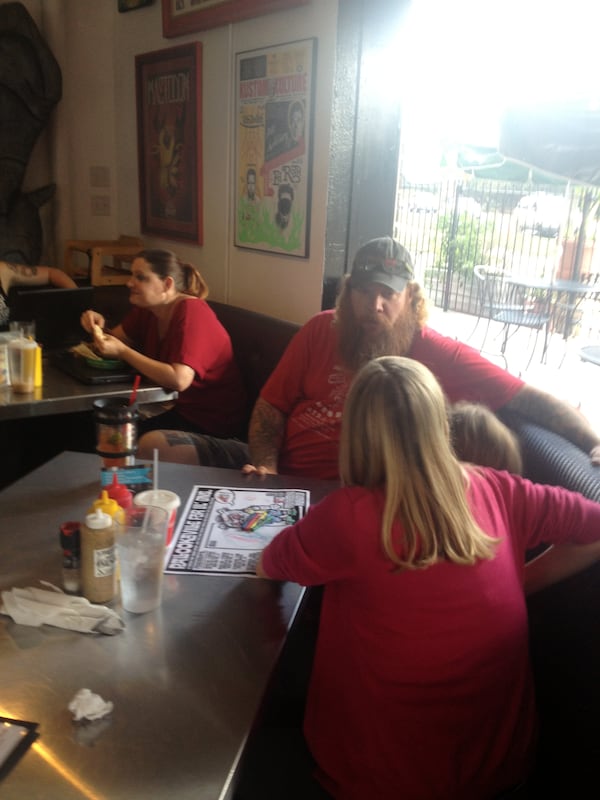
[0,451,336,799]
[0,358,176,421]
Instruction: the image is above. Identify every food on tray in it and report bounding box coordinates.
[70,341,102,360]
[70,341,126,370]
[85,356,126,370]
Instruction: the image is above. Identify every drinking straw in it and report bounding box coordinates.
[139,450,160,534]
[153,448,159,493]
[129,374,141,406]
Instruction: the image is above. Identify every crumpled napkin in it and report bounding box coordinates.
[69,688,114,722]
[0,583,125,635]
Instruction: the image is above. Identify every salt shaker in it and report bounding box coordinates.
[59,521,81,594]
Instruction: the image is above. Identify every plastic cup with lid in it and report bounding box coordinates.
[133,489,181,545]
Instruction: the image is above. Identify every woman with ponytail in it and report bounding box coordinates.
[81,249,245,437]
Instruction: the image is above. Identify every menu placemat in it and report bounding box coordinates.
[164,485,309,575]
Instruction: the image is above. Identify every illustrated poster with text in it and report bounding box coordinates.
[235,38,316,257]
[165,485,310,575]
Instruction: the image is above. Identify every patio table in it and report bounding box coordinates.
[505,276,600,342]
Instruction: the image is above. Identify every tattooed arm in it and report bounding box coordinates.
[242,397,287,475]
[45,266,77,289]
[502,384,600,464]
[0,261,76,291]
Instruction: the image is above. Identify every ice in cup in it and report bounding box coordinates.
[7,337,37,393]
[115,505,169,614]
[133,489,181,545]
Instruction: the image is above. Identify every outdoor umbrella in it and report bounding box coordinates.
[499,100,600,189]
[455,143,566,186]
[498,100,600,280]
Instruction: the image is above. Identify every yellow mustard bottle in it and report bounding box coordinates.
[88,490,126,525]
[34,342,42,387]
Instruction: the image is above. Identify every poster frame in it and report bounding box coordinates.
[161,0,309,38]
[234,37,317,258]
[135,43,203,244]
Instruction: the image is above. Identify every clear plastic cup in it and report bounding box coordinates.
[0,339,10,386]
[133,489,181,545]
[9,320,36,339]
[7,337,37,393]
[115,506,169,614]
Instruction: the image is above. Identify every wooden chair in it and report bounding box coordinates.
[64,236,143,286]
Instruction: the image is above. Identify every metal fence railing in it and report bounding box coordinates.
[393,179,600,319]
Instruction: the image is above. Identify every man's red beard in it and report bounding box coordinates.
[336,291,420,372]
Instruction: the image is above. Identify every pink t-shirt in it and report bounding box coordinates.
[261,310,524,479]
[122,298,246,436]
[261,469,600,799]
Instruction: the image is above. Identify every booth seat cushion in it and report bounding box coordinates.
[208,301,300,435]
[498,408,600,502]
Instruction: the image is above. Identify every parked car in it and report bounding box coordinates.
[513,192,581,238]
[456,197,483,217]
[407,191,439,213]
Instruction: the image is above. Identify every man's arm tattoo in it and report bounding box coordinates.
[248,398,286,471]
[11,263,39,278]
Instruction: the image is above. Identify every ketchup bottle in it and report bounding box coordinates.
[105,470,133,512]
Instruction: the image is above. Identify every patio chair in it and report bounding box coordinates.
[472,265,552,372]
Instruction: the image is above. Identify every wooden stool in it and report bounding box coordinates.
[64,236,143,286]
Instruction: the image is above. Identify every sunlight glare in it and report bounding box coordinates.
[397,0,600,181]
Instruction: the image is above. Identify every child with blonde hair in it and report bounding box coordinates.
[450,400,600,596]
[450,400,523,475]
[257,356,600,800]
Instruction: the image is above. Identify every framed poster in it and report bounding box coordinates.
[161,0,309,38]
[118,0,153,12]
[135,43,203,244]
[235,38,316,257]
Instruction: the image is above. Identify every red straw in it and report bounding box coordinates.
[129,374,141,405]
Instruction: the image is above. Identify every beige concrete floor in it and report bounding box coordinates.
[428,304,600,436]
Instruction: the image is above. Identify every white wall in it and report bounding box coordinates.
[21,0,338,323]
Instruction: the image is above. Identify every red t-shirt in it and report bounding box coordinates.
[260,310,524,479]
[261,469,600,799]
[122,299,246,436]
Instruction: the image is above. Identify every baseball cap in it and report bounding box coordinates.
[349,237,414,293]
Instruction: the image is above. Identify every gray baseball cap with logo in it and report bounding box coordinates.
[349,236,414,293]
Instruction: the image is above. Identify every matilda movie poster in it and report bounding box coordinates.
[235,38,316,257]
[136,43,203,243]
